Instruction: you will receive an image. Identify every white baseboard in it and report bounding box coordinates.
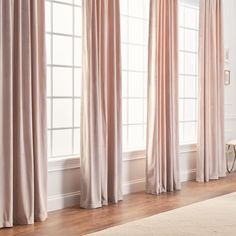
[180,169,196,182]
[123,178,145,195]
[48,170,196,212]
[48,191,80,212]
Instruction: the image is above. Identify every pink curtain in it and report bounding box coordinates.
[0,0,47,227]
[146,0,180,194]
[80,0,122,208]
[197,0,225,182]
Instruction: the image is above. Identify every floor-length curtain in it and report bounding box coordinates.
[80,0,122,209]
[197,0,225,182]
[0,0,47,228]
[146,0,180,195]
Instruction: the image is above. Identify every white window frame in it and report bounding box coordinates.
[46,0,82,161]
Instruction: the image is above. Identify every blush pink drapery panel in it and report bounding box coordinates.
[0,0,47,227]
[197,0,225,182]
[80,0,122,209]
[146,0,181,194]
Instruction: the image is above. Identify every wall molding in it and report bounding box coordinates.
[180,169,196,182]
[48,157,80,172]
[225,114,236,120]
[123,178,145,195]
[48,191,80,212]
[48,169,197,212]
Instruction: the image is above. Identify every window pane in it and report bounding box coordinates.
[178,1,199,144]
[184,99,197,121]
[53,3,73,35]
[121,16,128,43]
[46,34,51,64]
[47,66,51,96]
[74,7,82,36]
[128,0,144,18]
[74,98,81,127]
[46,0,82,159]
[120,0,128,15]
[128,99,144,124]
[52,129,72,157]
[122,44,128,70]
[53,99,73,128]
[183,122,197,143]
[74,68,82,97]
[121,0,149,151]
[53,35,72,65]
[45,1,51,32]
[47,99,51,129]
[128,72,144,98]
[128,125,145,150]
[74,38,82,66]
[128,18,144,44]
[73,128,80,155]
[122,99,128,124]
[53,67,73,96]
[128,45,143,71]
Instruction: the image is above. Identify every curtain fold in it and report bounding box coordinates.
[0,0,47,228]
[197,0,225,182]
[146,0,181,195]
[80,0,122,209]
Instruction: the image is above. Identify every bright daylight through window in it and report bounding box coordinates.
[45,0,199,159]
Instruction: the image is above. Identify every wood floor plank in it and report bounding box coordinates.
[1,173,236,236]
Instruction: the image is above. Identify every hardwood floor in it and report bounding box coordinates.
[1,173,236,236]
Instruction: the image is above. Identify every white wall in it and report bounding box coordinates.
[47,0,236,212]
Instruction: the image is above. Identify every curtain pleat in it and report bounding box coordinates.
[197,0,225,182]
[80,0,122,209]
[0,0,47,228]
[146,0,181,195]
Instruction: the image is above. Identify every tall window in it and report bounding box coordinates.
[178,0,199,144]
[45,0,82,159]
[120,0,150,152]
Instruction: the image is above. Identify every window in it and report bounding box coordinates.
[178,0,199,144]
[46,0,82,159]
[120,0,150,152]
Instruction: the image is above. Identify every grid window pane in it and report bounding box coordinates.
[52,129,73,157]
[53,99,73,128]
[74,7,82,36]
[128,99,144,124]
[74,68,82,97]
[128,45,144,71]
[128,72,144,98]
[46,1,82,158]
[73,128,80,155]
[128,125,145,150]
[74,98,81,127]
[121,0,149,151]
[53,35,72,66]
[53,67,73,97]
[45,1,51,32]
[53,3,73,35]
[179,0,199,144]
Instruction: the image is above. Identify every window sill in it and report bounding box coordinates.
[48,156,80,172]
[48,144,197,172]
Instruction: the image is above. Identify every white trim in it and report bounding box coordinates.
[48,144,198,171]
[180,169,196,182]
[48,157,80,172]
[123,178,145,195]
[180,143,197,153]
[225,114,236,120]
[48,191,80,212]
